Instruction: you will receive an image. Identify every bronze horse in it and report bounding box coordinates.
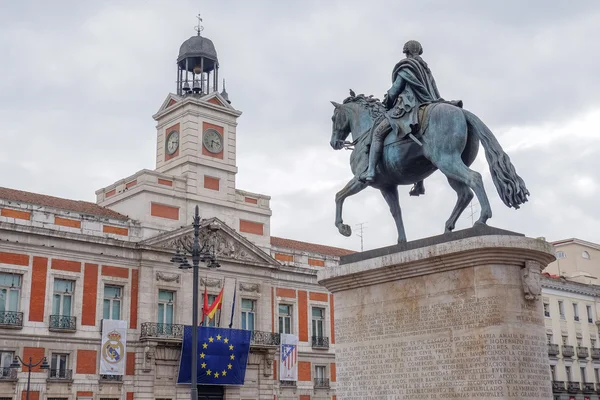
[330,92,529,243]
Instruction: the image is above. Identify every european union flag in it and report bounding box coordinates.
[177,326,251,385]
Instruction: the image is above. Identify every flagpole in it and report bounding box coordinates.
[229,279,237,329]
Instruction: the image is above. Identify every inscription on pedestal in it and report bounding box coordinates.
[335,295,552,399]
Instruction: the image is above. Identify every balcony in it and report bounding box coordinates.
[548,343,560,356]
[140,322,184,341]
[0,311,23,329]
[47,369,73,382]
[0,367,17,381]
[312,336,329,350]
[583,382,595,394]
[562,345,575,357]
[314,378,330,388]
[99,374,123,383]
[592,348,600,360]
[567,381,580,394]
[280,380,296,387]
[251,331,280,347]
[577,346,589,358]
[49,315,76,332]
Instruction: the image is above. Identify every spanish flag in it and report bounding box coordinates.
[206,287,224,321]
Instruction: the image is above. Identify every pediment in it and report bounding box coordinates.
[156,93,183,114]
[201,92,236,111]
[141,217,279,267]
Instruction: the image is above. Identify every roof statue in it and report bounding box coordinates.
[329,40,529,243]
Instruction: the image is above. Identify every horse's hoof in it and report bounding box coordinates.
[397,238,407,244]
[338,224,352,237]
[445,226,454,233]
[473,221,487,228]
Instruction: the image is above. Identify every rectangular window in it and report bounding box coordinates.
[543,302,550,317]
[50,353,69,379]
[103,285,122,320]
[312,307,325,338]
[587,305,593,323]
[157,290,175,334]
[581,366,587,383]
[241,299,255,331]
[52,279,74,316]
[566,366,572,382]
[558,301,565,319]
[562,335,568,345]
[547,334,553,344]
[592,338,597,349]
[278,304,292,334]
[595,368,600,384]
[577,337,583,347]
[203,294,221,327]
[573,303,580,321]
[0,273,21,313]
[0,350,14,378]
[315,365,325,379]
[550,365,556,381]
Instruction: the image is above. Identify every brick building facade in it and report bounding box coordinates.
[0,27,352,400]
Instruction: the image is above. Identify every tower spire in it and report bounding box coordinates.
[194,13,204,36]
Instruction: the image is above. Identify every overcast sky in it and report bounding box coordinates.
[1,0,599,252]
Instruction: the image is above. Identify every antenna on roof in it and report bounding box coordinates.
[355,222,367,252]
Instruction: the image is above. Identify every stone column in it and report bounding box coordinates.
[318,229,555,400]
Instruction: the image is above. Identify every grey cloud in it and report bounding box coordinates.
[1,0,599,251]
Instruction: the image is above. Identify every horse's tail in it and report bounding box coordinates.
[463,109,529,209]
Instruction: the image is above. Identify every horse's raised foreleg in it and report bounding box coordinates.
[335,177,368,237]
[380,185,407,243]
[445,178,474,232]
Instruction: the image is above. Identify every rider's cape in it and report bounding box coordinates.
[386,57,443,137]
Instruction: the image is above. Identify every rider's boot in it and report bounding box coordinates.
[361,139,384,183]
[409,180,425,196]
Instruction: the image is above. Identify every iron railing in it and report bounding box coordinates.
[279,380,296,387]
[0,311,23,328]
[251,331,280,346]
[548,343,560,356]
[99,374,123,382]
[314,378,330,388]
[0,367,17,380]
[140,322,184,339]
[583,382,595,394]
[49,315,76,331]
[48,369,73,381]
[577,346,589,358]
[562,345,575,357]
[311,336,329,349]
[567,381,580,393]
[592,348,600,360]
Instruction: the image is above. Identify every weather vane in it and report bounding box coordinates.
[195,13,204,36]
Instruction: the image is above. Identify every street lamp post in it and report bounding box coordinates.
[170,205,220,400]
[10,355,50,400]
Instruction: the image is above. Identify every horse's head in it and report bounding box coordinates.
[330,90,384,150]
[330,101,350,150]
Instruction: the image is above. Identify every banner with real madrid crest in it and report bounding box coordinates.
[101,319,127,375]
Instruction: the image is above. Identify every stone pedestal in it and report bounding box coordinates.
[317,227,555,400]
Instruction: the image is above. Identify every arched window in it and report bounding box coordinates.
[582,251,591,260]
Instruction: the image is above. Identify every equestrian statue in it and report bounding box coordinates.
[329,40,529,243]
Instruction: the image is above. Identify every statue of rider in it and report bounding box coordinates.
[361,40,452,196]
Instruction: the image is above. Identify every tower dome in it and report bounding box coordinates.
[176,15,220,97]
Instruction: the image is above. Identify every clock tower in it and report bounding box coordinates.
[96,22,272,247]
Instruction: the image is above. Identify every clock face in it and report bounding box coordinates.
[202,129,223,154]
[166,130,179,155]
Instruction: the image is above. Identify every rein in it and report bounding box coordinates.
[341,115,384,150]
